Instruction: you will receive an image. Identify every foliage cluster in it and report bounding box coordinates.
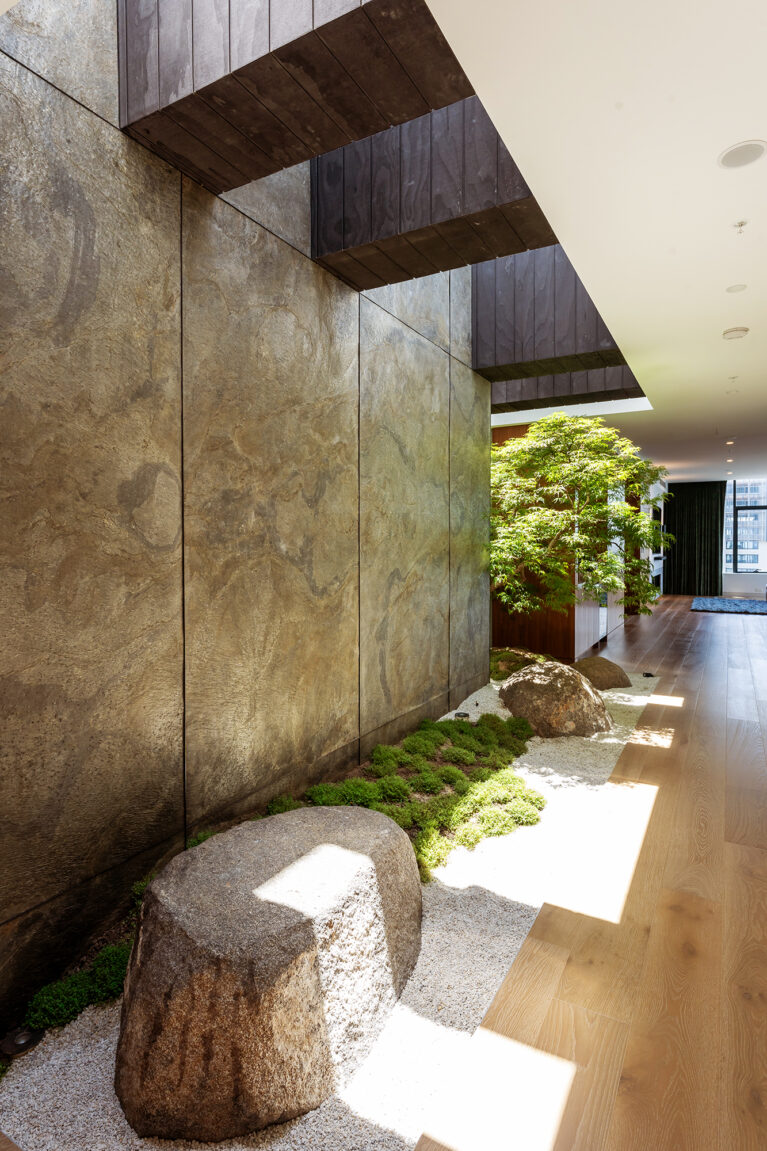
[491,412,669,616]
[25,940,133,1030]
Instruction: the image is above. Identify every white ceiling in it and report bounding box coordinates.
[429,0,767,481]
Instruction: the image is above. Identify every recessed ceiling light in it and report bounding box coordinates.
[719,140,767,168]
[727,471,733,475]
[726,284,747,293]
[726,458,734,463]
[726,440,734,445]
[723,327,749,339]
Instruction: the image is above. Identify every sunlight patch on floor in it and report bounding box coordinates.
[628,726,675,749]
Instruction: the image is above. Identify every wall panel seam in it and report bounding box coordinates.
[0,46,314,267]
[0,46,118,130]
[0,833,183,930]
[180,174,188,847]
[362,294,450,357]
[360,690,451,741]
[447,272,452,697]
[357,289,362,765]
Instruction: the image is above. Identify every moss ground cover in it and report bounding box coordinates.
[490,646,551,681]
[24,940,133,1031]
[268,712,543,880]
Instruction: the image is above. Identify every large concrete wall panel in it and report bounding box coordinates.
[449,362,491,706]
[0,0,119,123]
[221,162,312,256]
[359,299,450,748]
[363,273,450,352]
[0,57,183,1011]
[182,182,360,826]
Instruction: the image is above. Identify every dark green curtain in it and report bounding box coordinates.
[665,481,726,596]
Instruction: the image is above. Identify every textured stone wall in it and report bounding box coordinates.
[0,0,489,1027]
[360,300,451,748]
[182,182,360,825]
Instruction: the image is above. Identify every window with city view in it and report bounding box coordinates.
[723,479,767,573]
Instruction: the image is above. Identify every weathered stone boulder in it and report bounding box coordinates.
[499,660,612,737]
[115,808,421,1142]
[572,655,631,690]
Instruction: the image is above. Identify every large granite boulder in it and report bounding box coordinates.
[499,660,612,737]
[115,808,421,1141]
[572,655,631,690]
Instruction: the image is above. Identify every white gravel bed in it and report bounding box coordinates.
[0,675,655,1151]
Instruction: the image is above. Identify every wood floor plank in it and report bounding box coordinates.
[481,935,570,1047]
[536,999,628,1151]
[662,634,726,902]
[721,842,767,1149]
[605,888,722,1151]
[724,718,767,849]
[530,905,652,1024]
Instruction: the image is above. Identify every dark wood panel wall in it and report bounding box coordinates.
[490,364,644,412]
[473,246,627,381]
[491,596,575,662]
[118,0,473,194]
[311,96,556,290]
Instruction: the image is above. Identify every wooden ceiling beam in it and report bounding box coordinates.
[490,365,645,412]
[118,0,473,194]
[474,246,630,381]
[311,96,556,289]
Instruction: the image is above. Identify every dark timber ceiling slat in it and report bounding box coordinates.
[312,96,556,290]
[473,247,629,381]
[119,0,473,193]
[490,365,645,412]
[200,75,309,169]
[234,56,347,155]
[365,0,473,108]
[316,8,430,124]
[371,126,400,241]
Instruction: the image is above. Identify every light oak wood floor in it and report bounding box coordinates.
[417,595,767,1151]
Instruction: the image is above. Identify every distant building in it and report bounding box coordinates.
[723,479,767,573]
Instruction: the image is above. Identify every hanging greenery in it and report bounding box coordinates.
[491,412,670,615]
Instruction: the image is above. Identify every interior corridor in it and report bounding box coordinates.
[417,595,767,1151]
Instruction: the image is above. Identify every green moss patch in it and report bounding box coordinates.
[490,647,553,682]
[25,939,133,1031]
[251,711,544,880]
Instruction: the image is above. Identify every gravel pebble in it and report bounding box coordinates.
[0,676,653,1151]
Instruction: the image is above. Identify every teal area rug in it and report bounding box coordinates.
[691,596,767,614]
